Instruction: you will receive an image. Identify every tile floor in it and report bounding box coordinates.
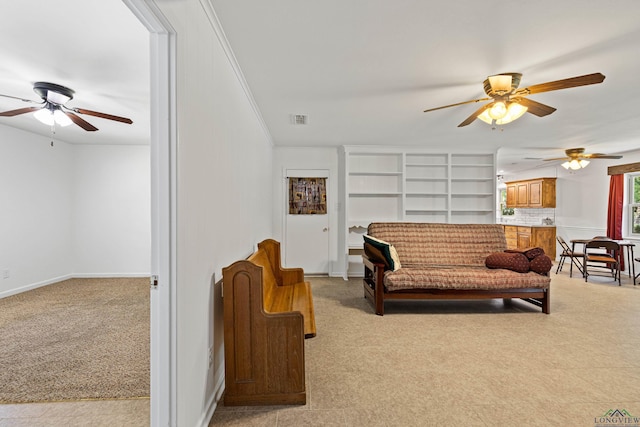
[0,398,148,426]
[2,268,638,427]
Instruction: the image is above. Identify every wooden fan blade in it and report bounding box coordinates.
[516,73,605,96]
[424,97,491,113]
[0,93,42,104]
[543,157,569,161]
[72,108,133,124]
[515,98,557,117]
[458,103,491,127]
[64,111,98,131]
[0,106,41,117]
[583,153,623,159]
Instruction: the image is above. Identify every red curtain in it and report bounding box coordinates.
[606,174,624,268]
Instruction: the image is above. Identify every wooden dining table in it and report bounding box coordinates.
[570,238,636,280]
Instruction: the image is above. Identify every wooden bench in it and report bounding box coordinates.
[222,239,316,406]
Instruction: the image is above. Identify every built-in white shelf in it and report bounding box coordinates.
[342,147,496,277]
[349,171,403,176]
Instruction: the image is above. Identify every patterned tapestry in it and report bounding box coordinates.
[289,177,327,214]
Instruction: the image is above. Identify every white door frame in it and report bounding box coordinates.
[123,2,177,426]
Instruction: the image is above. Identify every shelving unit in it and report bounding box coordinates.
[342,147,496,277]
[345,152,403,276]
[449,153,494,223]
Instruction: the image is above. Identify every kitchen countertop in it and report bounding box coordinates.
[498,222,556,227]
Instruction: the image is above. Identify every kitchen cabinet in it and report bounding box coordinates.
[504,225,518,249]
[516,182,529,207]
[505,178,556,208]
[506,185,516,207]
[503,225,556,259]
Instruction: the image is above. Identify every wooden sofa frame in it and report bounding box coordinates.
[222,239,316,406]
[363,256,550,316]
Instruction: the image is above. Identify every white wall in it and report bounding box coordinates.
[72,144,151,276]
[153,2,274,425]
[273,147,341,275]
[0,125,151,297]
[0,126,74,296]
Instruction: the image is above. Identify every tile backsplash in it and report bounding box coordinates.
[498,208,556,225]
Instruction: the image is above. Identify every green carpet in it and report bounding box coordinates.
[0,278,149,403]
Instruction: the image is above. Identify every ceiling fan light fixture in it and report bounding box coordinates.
[488,101,508,120]
[33,108,55,126]
[495,102,528,125]
[562,159,590,170]
[46,90,71,105]
[53,109,73,127]
[488,75,512,94]
[33,106,73,127]
[477,109,493,125]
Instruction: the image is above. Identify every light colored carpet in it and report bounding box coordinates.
[211,271,640,426]
[0,278,149,403]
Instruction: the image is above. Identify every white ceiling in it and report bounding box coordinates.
[210,0,640,173]
[0,1,149,146]
[2,1,639,173]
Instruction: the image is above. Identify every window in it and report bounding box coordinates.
[629,173,640,235]
[499,188,514,216]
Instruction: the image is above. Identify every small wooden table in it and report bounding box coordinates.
[571,238,636,280]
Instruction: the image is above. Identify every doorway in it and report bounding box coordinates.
[284,169,330,274]
[125,1,176,426]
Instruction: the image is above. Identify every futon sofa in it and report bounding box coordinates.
[362,222,551,315]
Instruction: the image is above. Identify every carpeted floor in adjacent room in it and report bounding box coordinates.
[0,277,150,404]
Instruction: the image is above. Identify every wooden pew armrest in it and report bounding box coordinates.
[281,267,305,286]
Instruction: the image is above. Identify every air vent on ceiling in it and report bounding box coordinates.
[291,114,308,125]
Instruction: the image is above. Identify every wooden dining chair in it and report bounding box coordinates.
[584,239,621,285]
[555,236,584,277]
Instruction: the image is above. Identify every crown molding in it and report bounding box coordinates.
[199,0,274,146]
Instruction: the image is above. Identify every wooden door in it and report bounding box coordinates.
[506,185,516,208]
[517,226,531,248]
[541,179,556,208]
[531,227,557,259]
[528,180,542,207]
[516,183,528,207]
[504,225,518,249]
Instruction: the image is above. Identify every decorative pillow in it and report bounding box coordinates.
[364,242,390,269]
[485,252,530,273]
[505,247,545,260]
[529,254,552,275]
[363,235,401,271]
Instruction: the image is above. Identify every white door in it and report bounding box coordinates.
[284,170,330,274]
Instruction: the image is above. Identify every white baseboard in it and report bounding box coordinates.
[72,272,151,278]
[197,371,225,427]
[0,273,152,299]
[0,274,72,299]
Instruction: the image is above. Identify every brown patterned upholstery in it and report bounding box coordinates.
[367,222,551,292]
[530,254,553,275]
[368,223,507,266]
[505,247,545,260]
[485,252,530,273]
[383,266,550,291]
